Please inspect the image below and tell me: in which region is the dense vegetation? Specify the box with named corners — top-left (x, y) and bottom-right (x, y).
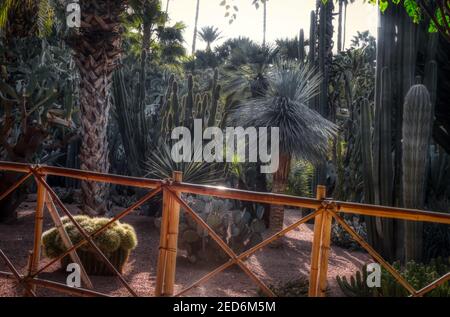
top-left (0, 0), bottom-right (449, 295)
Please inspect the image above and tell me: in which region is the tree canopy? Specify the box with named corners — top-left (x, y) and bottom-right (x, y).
top-left (220, 0), bottom-right (450, 42)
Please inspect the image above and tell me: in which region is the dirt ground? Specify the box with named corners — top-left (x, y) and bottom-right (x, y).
top-left (0, 199), bottom-right (370, 297)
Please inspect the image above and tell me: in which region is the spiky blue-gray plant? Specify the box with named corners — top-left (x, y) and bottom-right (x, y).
top-left (232, 60), bottom-right (337, 161)
top-left (231, 60), bottom-right (337, 232)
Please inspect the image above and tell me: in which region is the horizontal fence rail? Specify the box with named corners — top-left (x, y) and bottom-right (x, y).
top-left (0, 161), bottom-right (449, 297)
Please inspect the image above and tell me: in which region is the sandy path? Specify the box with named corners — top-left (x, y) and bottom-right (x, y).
top-left (0, 201), bottom-right (370, 297)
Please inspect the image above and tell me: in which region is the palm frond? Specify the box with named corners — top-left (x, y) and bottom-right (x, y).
top-left (37, 0), bottom-right (54, 38)
top-left (0, 0), bottom-right (17, 30)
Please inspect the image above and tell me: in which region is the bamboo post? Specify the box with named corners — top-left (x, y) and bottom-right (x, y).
top-left (155, 171), bottom-right (182, 296)
top-left (308, 185), bottom-right (326, 297)
top-left (317, 204), bottom-right (333, 297)
top-left (44, 192), bottom-right (93, 289)
top-left (155, 187), bottom-right (170, 296)
top-left (163, 171), bottom-right (182, 295)
top-left (28, 173), bottom-right (46, 293)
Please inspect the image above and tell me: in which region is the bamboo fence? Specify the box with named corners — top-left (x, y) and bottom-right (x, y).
top-left (0, 161), bottom-right (449, 297)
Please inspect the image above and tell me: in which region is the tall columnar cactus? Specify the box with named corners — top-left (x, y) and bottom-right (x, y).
top-left (372, 66), bottom-right (395, 260)
top-left (424, 60), bottom-right (437, 114)
top-left (308, 10), bottom-right (316, 67)
top-left (160, 70), bottom-right (223, 139)
top-left (298, 28), bottom-right (305, 63)
top-left (402, 84), bottom-right (433, 262)
top-left (313, 0), bottom-right (334, 191)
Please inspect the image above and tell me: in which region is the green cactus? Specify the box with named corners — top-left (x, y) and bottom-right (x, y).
top-left (402, 84), bottom-right (433, 262)
top-left (160, 70), bottom-right (224, 139)
top-left (308, 11), bottom-right (316, 67)
top-left (41, 216), bottom-right (138, 275)
top-left (336, 265), bottom-right (379, 297)
top-left (298, 28), bottom-right (305, 63)
top-left (337, 258), bottom-right (450, 297)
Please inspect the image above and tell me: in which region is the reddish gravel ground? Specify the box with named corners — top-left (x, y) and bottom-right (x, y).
top-left (0, 198), bottom-right (370, 297)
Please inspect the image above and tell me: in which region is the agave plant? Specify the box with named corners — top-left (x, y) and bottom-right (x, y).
top-left (231, 60), bottom-right (337, 233)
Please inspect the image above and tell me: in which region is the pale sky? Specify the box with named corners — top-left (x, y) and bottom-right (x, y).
top-left (166, 0), bottom-right (379, 52)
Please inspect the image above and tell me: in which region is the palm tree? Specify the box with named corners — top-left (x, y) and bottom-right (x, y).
top-left (69, 0), bottom-right (126, 215)
top-left (0, 0), bottom-right (54, 39)
top-left (231, 60), bottom-right (337, 234)
top-left (198, 26), bottom-right (222, 51)
top-left (192, 0), bottom-right (200, 54)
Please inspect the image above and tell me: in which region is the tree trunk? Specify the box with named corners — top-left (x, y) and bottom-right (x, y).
top-left (269, 153), bottom-right (291, 232)
top-left (70, 0), bottom-right (125, 215)
top-left (337, 0), bottom-right (343, 52)
top-left (192, 0), bottom-right (201, 54)
top-left (262, 0), bottom-right (267, 47)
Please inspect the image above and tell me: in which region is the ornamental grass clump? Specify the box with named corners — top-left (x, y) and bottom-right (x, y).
top-left (42, 215), bottom-right (138, 275)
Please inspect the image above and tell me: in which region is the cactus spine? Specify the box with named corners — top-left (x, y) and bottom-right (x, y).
top-left (402, 84), bottom-right (433, 262)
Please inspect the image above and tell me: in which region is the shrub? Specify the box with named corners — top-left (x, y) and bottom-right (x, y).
top-left (336, 257), bottom-right (450, 297)
top-left (42, 216), bottom-right (138, 275)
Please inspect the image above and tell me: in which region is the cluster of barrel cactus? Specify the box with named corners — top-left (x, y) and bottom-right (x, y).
top-left (176, 196), bottom-right (266, 263)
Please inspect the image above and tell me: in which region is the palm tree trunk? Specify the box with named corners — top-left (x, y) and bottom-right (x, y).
top-left (269, 153), bottom-right (291, 232)
top-left (71, 0), bottom-right (125, 215)
top-left (192, 0), bottom-right (200, 54)
top-left (337, 0), bottom-right (343, 52)
top-left (262, 0), bottom-right (267, 47)
top-left (343, 0), bottom-right (348, 49)
top-left (165, 0), bottom-right (170, 14)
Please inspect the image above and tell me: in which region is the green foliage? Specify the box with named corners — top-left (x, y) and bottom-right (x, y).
top-left (231, 60), bottom-right (337, 162)
top-left (41, 216), bottom-right (138, 258)
top-left (337, 258), bottom-right (450, 297)
top-left (144, 143), bottom-right (225, 184)
top-left (0, 0), bottom-right (56, 38)
top-left (336, 265), bottom-right (379, 297)
top-left (286, 160), bottom-right (314, 197)
top-left (143, 70), bottom-right (227, 184)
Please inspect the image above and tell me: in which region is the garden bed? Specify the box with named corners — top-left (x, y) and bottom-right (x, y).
top-left (0, 197), bottom-right (370, 297)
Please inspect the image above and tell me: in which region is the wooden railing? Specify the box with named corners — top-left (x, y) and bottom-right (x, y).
top-left (0, 160), bottom-right (449, 297)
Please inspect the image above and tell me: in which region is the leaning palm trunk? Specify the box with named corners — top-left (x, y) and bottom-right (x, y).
top-left (269, 153), bottom-right (291, 232)
top-left (70, 0), bottom-right (125, 215)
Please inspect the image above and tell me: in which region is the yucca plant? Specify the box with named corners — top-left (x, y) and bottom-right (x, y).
top-left (231, 60), bottom-right (337, 234)
top-left (144, 143), bottom-right (226, 185)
